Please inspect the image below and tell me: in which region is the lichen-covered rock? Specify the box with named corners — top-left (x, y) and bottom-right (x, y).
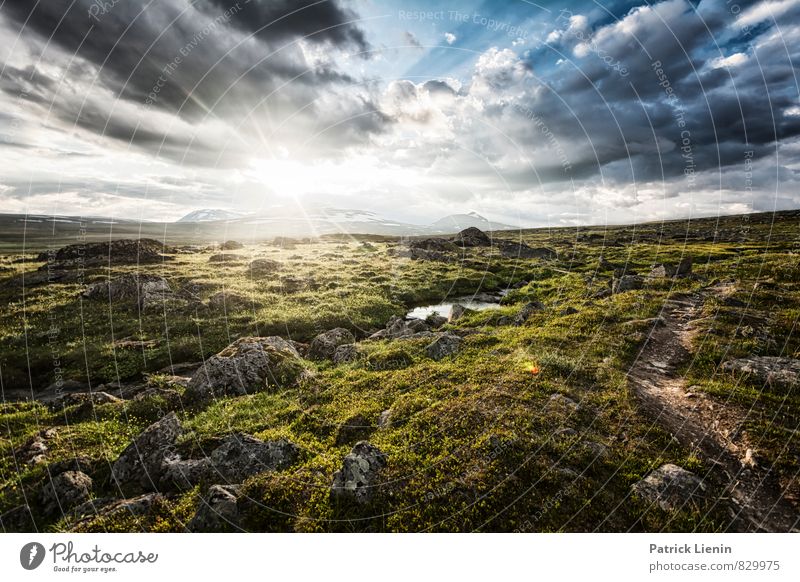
top-left (499, 242), bottom-right (557, 260)
top-left (331, 442), bottom-right (387, 505)
top-left (332, 344), bottom-right (362, 365)
top-left (308, 328), bottom-right (356, 361)
top-left (449, 304), bottom-right (467, 322)
top-left (721, 357), bottom-right (800, 388)
top-left (40, 471), bottom-right (92, 516)
top-left (425, 314), bottom-right (448, 329)
top-left (37, 238), bottom-right (171, 269)
top-left (68, 494), bottom-right (165, 531)
top-left (369, 316), bottom-right (429, 340)
top-left (612, 274), bottom-right (643, 294)
top-left (632, 464), bottom-right (706, 511)
top-left (452, 227), bottom-right (491, 247)
top-left (48, 391), bottom-right (121, 412)
top-left (188, 485), bottom-right (241, 532)
top-left (220, 241), bottom-right (244, 250)
top-left (425, 332), bottom-right (462, 361)
top-left (111, 412), bottom-right (182, 494)
top-left (83, 274), bottom-right (180, 311)
top-left (248, 258), bottom-right (282, 276)
top-left (208, 434), bottom-right (299, 482)
top-left (208, 253), bottom-right (246, 263)
top-left (186, 337), bottom-right (309, 402)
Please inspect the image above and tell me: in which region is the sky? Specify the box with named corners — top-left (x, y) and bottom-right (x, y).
top-left (0, 0), bottom-right (798, 227)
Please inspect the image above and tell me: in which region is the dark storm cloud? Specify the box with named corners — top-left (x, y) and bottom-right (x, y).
top-left (199, 0), bottom-right (367, 50)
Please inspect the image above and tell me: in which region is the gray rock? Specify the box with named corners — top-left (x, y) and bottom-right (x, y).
top-left (208, 434), bottom-right (298, 482)
top-left (676, 256), bottom-right (692, 276)
top-left (49, 391), bottom-right (121, 411)
top-left (188, 485), bottom-right (241, 532)
top-left (159, 457), bottom-right (213, 491)
top-left (452, 227), bottom-right (491, 247)
top-left (38, 238), bottom-right (171, 269)
top-left (331, 442), bottom-right (387, 505)
top-left (648, 263), bottom-right (676, 278)
top-left (612, 274), bottom-right (644, 293)
top-left (186, 337), bottom-right (309, 402)
top-left (14, 431), bottom-right (53, 466)
top-left (68, 494), bottom-right (165, 530)
top-left (499, 242), bottom-right (557, 260)
top-left (332, 344), bottom-right (362, 365)
top-left (83, 274), bottom-right (179, 311)
top-left (308, 328), bottom-right (356, 361)
top-left (248, 258), bottom-right (282, 276)
top-left (632, 463), bottom-right (706, 511)
top-left (220, 241), bottom-right (244, 250)
top-left (449, 304), bottom-right (467, 322)
top-left (208, 291), bottom-right (251, 310)
top-left (40, 471), bottom-right (92, 516)
top-left (378, 409), bottom-right (392, 429)
top-left (514, 301), bottom-right (545, 325)
top-left (369, 316), bottom-right (429, 340)
top-left (425, 314), bottom-right (448, 329)
top-left (111, 412), bottom-right (182, 494)
top-left (721, 357), bottom-right (800, 388)
top-left (425, 332), bottom-right (462, 361)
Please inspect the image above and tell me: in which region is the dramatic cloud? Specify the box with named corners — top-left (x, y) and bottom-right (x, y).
top-left (0, 0), bottom-right (797, 224)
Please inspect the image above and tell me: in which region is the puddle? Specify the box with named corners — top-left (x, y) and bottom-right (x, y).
top-left (407, 298), bottom-right (502, 320)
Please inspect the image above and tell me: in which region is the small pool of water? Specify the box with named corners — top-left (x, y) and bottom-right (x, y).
top-left (407, 299), bottom-right (501, 320)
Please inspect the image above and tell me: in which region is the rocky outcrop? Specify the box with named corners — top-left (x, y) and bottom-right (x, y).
top-left (449, 304), bottom-right (468, 322)
top-left (425, 332), bottom-right (462, 361)
top-left (48, 391), bottom-right (121, 412)
top-left (632, 464), bottom-right (706, 511)
top-left (186, 337), bottom-right (310, 402)
top-left (188, 485), bottom-right (241, 532)
top-left (40, 471), bottom-right (92, 516)
top-left (612, 274), bottom-right (643, 294)
top-left (14, 429), bottom-right (57, 466)
top-left (207, 435), bottom-right (298, 482)
top-left (331, 442), bottom-right (387, 505)
top-left (208, 253), bottom-right (247, 263)
top-left (721, 357), bottom-right (800, 388)
top-left (452, 227), bottom-right (491, 247)
top-left (111, 412), bottom-right (182, 494)
top-left (37, 238), bottom-right (172, 269)
top-left (332, 344), bottom-right (362, 364)
top-left (248, 258), bottom-right (282, 276)
top-left (498, 242), bottom-right (557, 260)
top-left (308, 328), bottom-right (356, 361)
top-left (648, 257), bottom-right (692, 279)
top-left (220, 241), bottom-right (244, 250)
top-left (369, 316), bottom-right (430, 340)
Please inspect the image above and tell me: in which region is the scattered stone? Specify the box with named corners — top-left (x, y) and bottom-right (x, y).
top-left (187, 337), bottom-right (310, 402)
top-left (452, 227), bottom-right (491, 247)
top-left (40, 471), bottom-right (92, 516)
top-left (331, 442), bottom-right (387, 505)
top-left (188, 485), bottom-right (241, 532)
top-left (208, 291), bottom-right (251, 310)
top-left (369, 316), bottom-right (431, 340)
top-left (111, 412), bottom-right (182, 494)
top-left (208, 434), bottom-right (298, 482)
top-left (49, 391), bottom-right (121, 412)
top-left (248, 258), bottom-right (282, 276)
top-left (335, 414), bottom-right (375, 446)
top-left (82, 274), bottom-right (181, 311)
top-left (308, 328), bottom-right (356, 361)
top-left (560, 306), bottom-right (579, 316)
top-left (514, 301), bottom-right (545, 325)
top-left (14, 429), bottom-right (57, 465)
top-left (449, 304), bottom-right (467, 322)
top-left (598, 256), bottom-right (616, 270)
top-left (37, 238), bottom-right (172, 269)
top-left (220, 241), bottom-right (244, 250)
top-left (425, 314), bottom-right (448, 329)
top-left (425, 332), bottom-right (462, 361)
top-left (332, 344), bottom-right (362, 365)
top-left (554, 427), bottom-right (578, 438)
top-left (632, 463), bottom-right (706, 511)
top-left (648, 263), bottom-right (675, 278)
top-left (69, 494), bottom-right (165, 530)
top-left (612, 274), bottom-right (644, 294)
top-left (721, 357), bottom-right (800, 388)
top-left (498, 242), bottom-right (557, 260)
top-left (676, 256), bottom-right (692, 276)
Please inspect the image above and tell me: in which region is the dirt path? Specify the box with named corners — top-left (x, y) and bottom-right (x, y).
top-left (627, 283), bottom-right (799, 532)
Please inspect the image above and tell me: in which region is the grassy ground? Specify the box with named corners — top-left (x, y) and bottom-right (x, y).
top-left (0, 210), bottom-right (798, 531)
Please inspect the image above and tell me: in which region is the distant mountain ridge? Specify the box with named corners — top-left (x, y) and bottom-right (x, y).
top-left (177, 209), bottom-right (245, 222)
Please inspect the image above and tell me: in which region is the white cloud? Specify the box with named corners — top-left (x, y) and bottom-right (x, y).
top-left (444, 32), bottom-right (456, 45)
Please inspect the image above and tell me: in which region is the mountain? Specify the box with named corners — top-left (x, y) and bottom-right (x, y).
top-left (430, 211), bottom-right (519, 232)
top-left (178, 209), bottom-right (244, 222)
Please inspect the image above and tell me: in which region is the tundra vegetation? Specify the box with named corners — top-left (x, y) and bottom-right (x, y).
top-left (0, 210), bottom-right (798, 532)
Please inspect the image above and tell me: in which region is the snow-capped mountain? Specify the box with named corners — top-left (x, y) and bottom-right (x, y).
top-left (430, 211), bottom-right (518, 232)
top-left (177, 209), bottom-right (244, 222)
